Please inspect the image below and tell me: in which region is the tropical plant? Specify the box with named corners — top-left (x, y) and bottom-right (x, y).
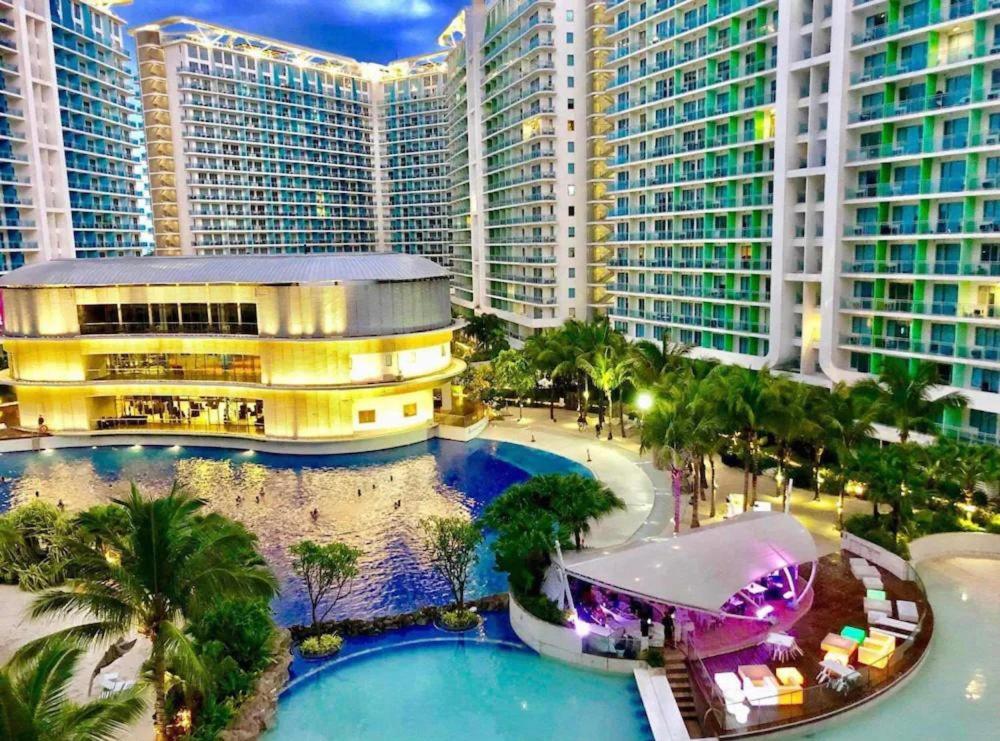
top-left (629, 339), bottom-right (691, 387)
top-left (0, 641), bottom-right (146, 741)
top-left (492, 349), bottom-right (537, 419)
top-left (0, 501), bottom-right (74, 590)
top-left (762, 376), bottom-right (814, 509)
top-left (480, 473), bottom-right (623, 596)
top-left (707, 364), bottom-right (773, 509)
top-left (299, 634), bottom-right (343, 659)
top-left (461, 313), bottom-right (509, 359)
top-left (642, 375), bottom-right (697, 534)
top-left (290, 540), bottom-right (362, 627)
top-left (420, 516), bottom-right (483, 611)
top-left (579, 344), bottom-right (635, 438)
top-left (855, 360), bottom-right (967, 443)
top-left (20, 484), bottom-right (277, 741)
top-left (523, 331), bottom-right (577, 421)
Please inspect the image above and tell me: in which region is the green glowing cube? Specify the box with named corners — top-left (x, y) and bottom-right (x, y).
top-left (840, 626), bottom-right (866, 644)
top-left (867, 589), bottom-right (886, 600)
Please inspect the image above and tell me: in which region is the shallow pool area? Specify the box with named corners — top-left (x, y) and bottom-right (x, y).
top-left (0, 438), bottom-right (588, 625)
top-left (270, 636), bottom-right (652, 741)
top-left (804, 557), bottom-right (1000, 740)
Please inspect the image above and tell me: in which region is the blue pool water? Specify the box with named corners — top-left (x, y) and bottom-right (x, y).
top-left (0, 439), bottom-right (588, 625)
top-left (270, 636), bottom-right (652, 741)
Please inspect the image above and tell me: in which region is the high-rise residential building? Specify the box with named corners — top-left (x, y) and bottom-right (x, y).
top-left (587, 0), bottom-right (1000, 441)
top-left (0, 0), bottom-right (142, 272)
top-left (127, 81), bottom-right (154, 254)
top-left (134, 18), bottom-right (379, 257)
top-left (379, 55), bottom-right (452, 267)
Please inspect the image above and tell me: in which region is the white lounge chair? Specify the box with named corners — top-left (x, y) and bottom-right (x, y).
top-left (896, 600), bottom-right (919, 622)
top-left (864, 597), bottom-right (892, 614)
top-left (862, 575), bottom-right (884, 590)
top-left (876, 616), bottom-right (918, 638)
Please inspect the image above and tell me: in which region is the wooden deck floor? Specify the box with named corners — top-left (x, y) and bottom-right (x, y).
top-left (690, 549), bottom-right (933, 737)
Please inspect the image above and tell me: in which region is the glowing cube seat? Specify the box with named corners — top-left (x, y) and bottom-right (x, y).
top-left (775, 667), bottom-right (804, 705)
top-left (840, 625), bottom-right (866, 644)
top-left (858, 630), bottom-right (895, 669)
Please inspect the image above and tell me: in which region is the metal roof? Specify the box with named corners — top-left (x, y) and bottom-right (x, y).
top-left (0, 254), bottom-right (450, 288)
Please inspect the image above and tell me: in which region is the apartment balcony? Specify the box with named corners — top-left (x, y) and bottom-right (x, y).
top-left (607, 257), bottom-right (772, 271)
top-left (608, 60), bottom-right (776, 114)
top-left (486, 291), bottom-right (558, 306)
top-left (851, 42), bottom-right (1000, 86)
top-left (845, 177), bottom-right (997, 200)
top-left (607, 282), bottom-right (770, 303)
top-left (840, 333), bottom-right (1000, 363)
top-left (487, 272), bottom-right (557, 286)
top-left (845, 220), bottom-right (999, 238)
top-left (610, 0), bottom-right (770, 40)
top-left (840, 297), bottom-right (1000, 320)
top-left (846, 132), bottom-right (1000, 162)
top-left (487, 253), bottom-right (557, 265)
top-left (607, 90), bottom-right (776, 141)
top-left (606, 195), bottom-right (773, 218)
top-left (850, 87), bottom-right (998, 125)
top-left (607, 306), bottom-right (768, 335)
top-left (851, 0), bottom-right (997, 46)
top-left (841, 260), bottom-right (1000, 277)
top-left (608, 226), bottom-right (773, 243)
top-left (605, 130), bottom-right (764, 166)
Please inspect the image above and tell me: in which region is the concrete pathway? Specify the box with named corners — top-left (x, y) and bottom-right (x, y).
top-left (483, 405), bottom-right (872, 554)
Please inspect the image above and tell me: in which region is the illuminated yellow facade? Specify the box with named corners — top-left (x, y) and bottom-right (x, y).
top-left (0, 254), bottom-right (465, 444)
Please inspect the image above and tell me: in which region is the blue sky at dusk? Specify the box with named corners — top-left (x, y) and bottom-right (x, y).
top-left (119, 0), bottom-right (468, 62)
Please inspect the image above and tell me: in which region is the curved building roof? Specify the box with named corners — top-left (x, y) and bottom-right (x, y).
top-left (0, 254), bottom-right (449, 288)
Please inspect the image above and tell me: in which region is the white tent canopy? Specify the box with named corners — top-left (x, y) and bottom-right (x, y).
top-left (560, 512), bottom-right (818, 614)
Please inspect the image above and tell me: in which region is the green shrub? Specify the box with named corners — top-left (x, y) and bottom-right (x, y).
top-left (300, 633), bottom-right (343, 658)
top-left (0, 501), bottom-right (73, 588)
top-left (189, 598), bottom-right (274, 674)
top-left (440, 609), bottom-right (479, 631)
top-left (844, 514), bottom-right (909, 558)
top-left (516, 592), bottom-right (568, 626)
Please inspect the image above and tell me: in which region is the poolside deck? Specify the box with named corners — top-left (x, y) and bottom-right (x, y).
top-left (689, 549), bottom-right (934, 738)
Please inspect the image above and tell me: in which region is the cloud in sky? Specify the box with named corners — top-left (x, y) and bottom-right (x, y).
top-left (118, 0), bottom-right (466, 62)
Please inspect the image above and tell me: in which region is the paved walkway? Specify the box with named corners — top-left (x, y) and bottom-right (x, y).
top-left (484, 405), bottom-right (872, 554)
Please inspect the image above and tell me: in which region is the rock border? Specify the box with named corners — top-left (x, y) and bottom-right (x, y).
top-left (218, 630), bottom-right (292, 741)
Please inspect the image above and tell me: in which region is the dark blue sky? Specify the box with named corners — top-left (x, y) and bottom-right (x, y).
top-left (119, 0), bottom-right (467, 63)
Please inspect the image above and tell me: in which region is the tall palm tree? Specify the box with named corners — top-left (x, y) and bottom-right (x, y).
top-left (0, 641), bottom-right (146, 741)
top-left (629, 339), bottom-right (691, 387)
top-left (686, 378), bottom-right (724, 528)
top-left (762, 376), bottom-right (812, 508)
top-left (856, 360), bottom-right (968, 443)
top-left (708, 364), bottom-right (772, 510)
top-left (642, 377), bottom-right (697, 534)
top-left (579, 344), bottom-right (635, 439)
top-left (825, 382), bottom-right (876, 503)
top-left (21, 485), bottom-right (277, 741)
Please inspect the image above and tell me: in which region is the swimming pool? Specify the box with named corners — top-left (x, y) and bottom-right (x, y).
top-left (270, 636), bottom-right (652, 741)
top-left (805, 557), bottom-right (1000, 740)
top-left (0, 438), bottom-right (588, 625)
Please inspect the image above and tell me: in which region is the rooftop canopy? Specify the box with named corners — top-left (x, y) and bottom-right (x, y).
top-left (561, 512), bottom-right (818, 614)
top-left (0, 253), bottom-right (449, 289)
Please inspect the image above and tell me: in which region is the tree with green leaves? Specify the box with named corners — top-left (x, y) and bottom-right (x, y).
top-left (20, 485), bottom-right (277, 741)
top-left (481, 473), bottom-right (624, 594)
top-left (290, 540), bottom-right (362, 627)
top-left (420, 516), bottom-right (483, 612)
top-left (492, 348), bottom-right (537, 420)
top-left (461, 313), bottom-right (509, 359)
top-left (708, 364), bottom-right (773, 509)
top-left (642, 375), bottom-right (698, 533)
top-left (763, 376), bottom-right (815, 509)
top-left (0, 641), bottom-right (146, 741)
top-left (856, 360), bottom-right (967, 443)
top-left (579, 344), bottom-right (635, 439)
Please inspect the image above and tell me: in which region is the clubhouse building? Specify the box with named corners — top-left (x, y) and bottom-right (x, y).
top-left (0, 254), bottom-right (465, 445)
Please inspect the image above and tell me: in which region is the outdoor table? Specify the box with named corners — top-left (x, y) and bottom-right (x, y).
top-left (765, 632), bottom-right (802, 661)
top-left (746, 582), bottom-right (767, 605)
top-left (817, 659), bottom-right (860, 692)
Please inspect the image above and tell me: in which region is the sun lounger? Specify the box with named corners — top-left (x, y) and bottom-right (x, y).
top-left (862, 576), bottom-right (884, 590)
top-left (864, 597), bottom-right (892, 614)
top-left (876, 616), bottom-right (918, 637)
top-left (896, 600), bottom-right (919, 622)
top-left (867, 609), bottom-right (889, 625)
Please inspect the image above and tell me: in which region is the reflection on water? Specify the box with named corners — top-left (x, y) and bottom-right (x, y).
top-left (0, 439), bottom-right (586, 625)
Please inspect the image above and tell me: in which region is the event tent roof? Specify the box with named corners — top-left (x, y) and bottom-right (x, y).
top-left (561, 512), bottom-right (818, 614)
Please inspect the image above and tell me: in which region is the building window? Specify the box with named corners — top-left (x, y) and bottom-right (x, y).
top-left (567, 54), bottom-right (575, 66)
top-left (566, 10), bottom-right (574, 21)
top-left (566, 32), bottom-right (574, 43)
top-left (567, 120), bottom-right (575, 132)
top-left (568, 226), bottom-right (576, 237)
top-left (568, 98), bottom-right (575, 110)
top-left (569, 288), bottom-right (576, 298)
top-left (568, 163), bottom-right (575, 174)
top-left (569, 268), bottom-right (576, 278)
top-left (358, 410), bottom-right (376, 424)
top-left (568, 76), bottom-right (575, 88)
top-left (383, 353), bottom-right (393, 366)
top-left (568, 142), bottom-right (575, 153)
top-left (403, 403), bottom-right (418, 418)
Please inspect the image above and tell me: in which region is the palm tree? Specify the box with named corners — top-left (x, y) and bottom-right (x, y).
top-left (825, 382), bottom-right (876, 506)
top-left (642, 377), bottom-right (698, 534)
top-left (21, 485), bottom-right (277, 741)
top-left (856, 360), bottom-right (968, 443)
top-left (558, 317), bottom-right (622, 424)
top-left (686, 378), bottom-right (724, 528)
top-left (524, 331), bottom-right (576, 422)
top-left (762, 376), bottom-right (812, 508)
top-left (850, 443), bottom-right (922, 538)
top-left (629, 339), bottom-right (691, 387)
top-left (0, 641), bottom-right (146, 741)
top-left (579, 344), bottom-right (635, 439)
top-left (708, 365), bottom-right (772, 510)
